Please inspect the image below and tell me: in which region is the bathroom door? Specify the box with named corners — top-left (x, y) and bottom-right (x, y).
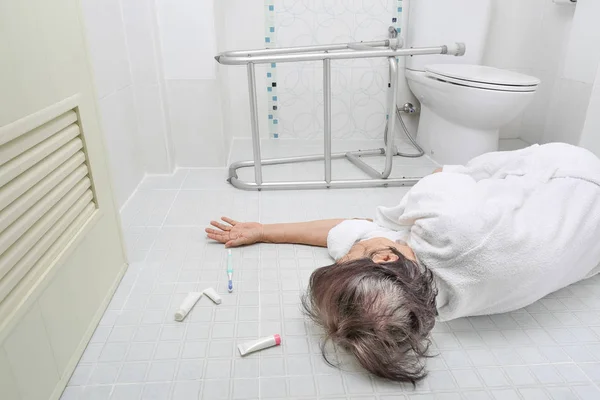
top-left (0, 0), bottom-right (128, 399)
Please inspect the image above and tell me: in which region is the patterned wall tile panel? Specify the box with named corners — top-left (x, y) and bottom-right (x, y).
top-left (267, 0), bottom-right (402, 139)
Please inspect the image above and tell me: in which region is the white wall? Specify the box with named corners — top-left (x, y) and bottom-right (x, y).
top-left (484, 0), bottom-right (600, 149)
top-left (577, 2), bottom-right (600, 158)
top-left (483, 0), bottom-right (575, 143)
top-left (215, 0), bottom-right (268, 143)
top-left (83, 0), bottom-right (257, 173)
top-left (544, 0), bottom-right (600, 146)
top-left (580, 63), bottom-right (600, 157)
top-left (155, 0), bottom-right (229, 167)
top-left (81, 0), bottom-right (143, 208)
top-left (160, 0), bottom-right (403, 143)
top-left (81, 0), bottom-right (173, 208)
top-left (121, 0), bottom-right (173, 174)
top-left (271, 1), bottom-right (399, 140)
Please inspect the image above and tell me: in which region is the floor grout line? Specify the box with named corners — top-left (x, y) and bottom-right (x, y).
top-left (257, 191), bottom-right (263, 400)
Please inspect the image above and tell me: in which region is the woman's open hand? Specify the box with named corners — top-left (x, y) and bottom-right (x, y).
top-left (205, 217), bottom-right (264, 248)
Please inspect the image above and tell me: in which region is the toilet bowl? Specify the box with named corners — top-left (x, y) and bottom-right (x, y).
top-left (406, 64), bottom-right (540, 165)
top-left (402, 0), bottom-right (542, 165)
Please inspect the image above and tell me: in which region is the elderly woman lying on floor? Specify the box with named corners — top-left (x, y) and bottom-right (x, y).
top-left (206, 143), bottom-right (600, 383)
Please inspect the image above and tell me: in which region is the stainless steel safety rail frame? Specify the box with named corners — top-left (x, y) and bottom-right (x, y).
top-left (215, 38), bottom-right (465, 191)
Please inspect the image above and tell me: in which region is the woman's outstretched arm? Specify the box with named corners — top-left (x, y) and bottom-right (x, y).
top-left (206, 217), bottom-right (361, 248)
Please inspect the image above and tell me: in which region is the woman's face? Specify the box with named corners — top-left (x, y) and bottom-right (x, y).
top-left (342, 237), bottom-right (406, 263)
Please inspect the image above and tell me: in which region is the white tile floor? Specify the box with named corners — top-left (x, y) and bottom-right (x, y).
top-left (63, 140), bottom-right (600, 399)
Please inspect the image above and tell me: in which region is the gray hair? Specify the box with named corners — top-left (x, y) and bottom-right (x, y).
top-left (301, 247), bottom-right (438, 383)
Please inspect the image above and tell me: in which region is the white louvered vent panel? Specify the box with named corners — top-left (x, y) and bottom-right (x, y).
top-left (0, 107), bottom-right (97, 305)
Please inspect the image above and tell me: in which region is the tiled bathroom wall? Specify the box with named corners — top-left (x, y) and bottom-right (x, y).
top-left (268, 0), bottom-right (402, 140)
top-left (215, 0), bottom-right (407, 142)
top-left (156, 0), bottom-right (231, 168)
top-left (81, 0), bottom-right (173, 207)
top-left (483, 0), bottom-right (576, 143)
top-left (81, 0), bottom-right (146, 208)
top-left (544, 0), bottom-right (600, 153)
top-left (482, 0), bottom-right (600, 151)
top-left (81, 0), bottom-right (600, 207)
top-left (578, 59), bottom-right (600, 158)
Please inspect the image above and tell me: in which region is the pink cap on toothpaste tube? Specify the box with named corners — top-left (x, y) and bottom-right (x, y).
top-left (238, 334), bottom-right (282, 356)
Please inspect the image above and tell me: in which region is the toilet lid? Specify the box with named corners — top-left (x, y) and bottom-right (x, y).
top-left (425, 64), bottom-right (540, 92)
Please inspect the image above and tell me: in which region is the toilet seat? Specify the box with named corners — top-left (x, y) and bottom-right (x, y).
top-left (426, 72), bottom-right (538, 92)
top-left (404, 67), bottom-right (539, 165)
top-left (425, 64), bottom-right (540, 92)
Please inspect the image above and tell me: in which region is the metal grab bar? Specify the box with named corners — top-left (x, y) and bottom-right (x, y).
top-left (218, 40), bottom-right (390, 58)
top-left (216, 42), bottom-right (464, 65)
top-left (215, 36), bottom-right (466, 191)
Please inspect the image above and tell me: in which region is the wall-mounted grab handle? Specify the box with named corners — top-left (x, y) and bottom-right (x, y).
top-left (215, 41), bottom-right (466, 65)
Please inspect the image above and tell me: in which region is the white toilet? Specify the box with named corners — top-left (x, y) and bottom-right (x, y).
top-left (404, 0), bottom-right (540, 165)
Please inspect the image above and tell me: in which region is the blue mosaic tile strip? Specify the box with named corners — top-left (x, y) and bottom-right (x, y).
top-left (394, 0), bottom-right (403, 35)
top-left (265, 1), bottom-right (279, 139)
top-left (388, 1), bottom-right (403, 121)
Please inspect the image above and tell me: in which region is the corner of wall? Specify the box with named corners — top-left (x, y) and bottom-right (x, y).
top-left (214, 0), bottom-right (233, 159)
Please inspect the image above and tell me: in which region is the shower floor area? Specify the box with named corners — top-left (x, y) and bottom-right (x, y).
top-left (62, 139), bottom-right (600, 400)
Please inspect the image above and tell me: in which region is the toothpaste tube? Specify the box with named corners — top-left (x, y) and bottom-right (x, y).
top-left (203, 287), bottom-right (222, 305)
top-left (238, 334), bottom-right (281, 356)
top-left (174, 292), bottom-right (202, 321)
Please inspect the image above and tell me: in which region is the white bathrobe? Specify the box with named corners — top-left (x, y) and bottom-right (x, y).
top-left (327, 143), bottom-right (600, 321)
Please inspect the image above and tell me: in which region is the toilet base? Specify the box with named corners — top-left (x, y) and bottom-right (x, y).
top-left (417, 106), bottom-right (500, 165)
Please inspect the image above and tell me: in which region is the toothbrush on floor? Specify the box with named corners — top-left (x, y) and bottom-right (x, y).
top-left (227, 249), bottom-right (233, 292)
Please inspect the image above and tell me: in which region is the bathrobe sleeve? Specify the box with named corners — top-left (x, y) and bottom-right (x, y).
top-left (326, 220), bottom-right (410, 261)
top-left (375, 146), bottom-right (540, 234)
top-left (374, 172), bottom-right (503, 317)
top-left (375, 172), bottom-right (485, 262)
top-left (326, 220), bottom-right (385, 261)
